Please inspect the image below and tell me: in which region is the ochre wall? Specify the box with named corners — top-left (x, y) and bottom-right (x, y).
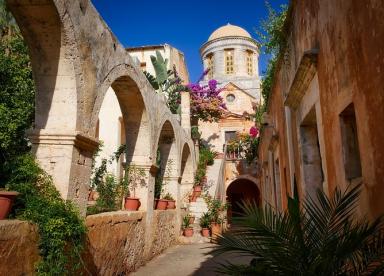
top-left (258, 0), bottom-right (384, 218)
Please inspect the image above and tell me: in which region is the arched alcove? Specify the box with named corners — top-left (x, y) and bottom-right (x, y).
top-left (155, 120), bottom-right (179, 203)
top-left (226, 178), bottom-right (260, 223)
top-left (180, 143), bottom-right (194, 204)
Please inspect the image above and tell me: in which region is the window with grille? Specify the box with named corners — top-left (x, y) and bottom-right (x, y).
top-left (247, 51), bottom-right (253, 75)
top-left (225, 50), bottom-right (234, 74)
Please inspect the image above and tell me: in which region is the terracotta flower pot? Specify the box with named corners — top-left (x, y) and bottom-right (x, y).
top-left (189, 195), bottom-right (197, 202)
top-left (0, 191), bottom-right (19, 220)
top-left (201, 228), bottom-right (210, 237)
top-left (156, 199), bottom-right (168, 210)
top-left (210, 222), bottom-right (222, 237)
top-left (167, 200), bottom-right (176, 209)
top-left (193, 185), bottom-right (202, 197)
top-left (188, 216), bottom-right (195, 225)
top-left (124, 197), bottom-right (141, 211)
top-left (183, 227), bottom-right (194, 237)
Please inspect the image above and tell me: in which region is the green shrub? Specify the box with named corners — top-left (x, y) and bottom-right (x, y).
top-left (200, 212), bottom-right (211, 228)
top-left (6, 154), bottom-right (87, 275)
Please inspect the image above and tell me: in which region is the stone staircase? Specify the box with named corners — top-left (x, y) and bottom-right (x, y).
top-left (178, 157), bottom-right (225, 244)
top-left (179, 197), bottom-right (210, 244)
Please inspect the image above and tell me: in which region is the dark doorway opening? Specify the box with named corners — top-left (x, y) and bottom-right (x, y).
top-left (226, 178), bottom-right (260, 224)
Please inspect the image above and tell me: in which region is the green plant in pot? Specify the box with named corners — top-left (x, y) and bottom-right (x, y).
top-left (182, 215), bottom-right (193, 237)
top-left (200, 212), bottom-right (211, 237)
top-left (163, 192), bottom-right (176, 209)
top-left (119, 164), bottom-right (146, 211)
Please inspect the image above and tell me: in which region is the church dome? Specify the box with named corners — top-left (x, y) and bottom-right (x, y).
top-left (208, 23), bottom-right (252, 41)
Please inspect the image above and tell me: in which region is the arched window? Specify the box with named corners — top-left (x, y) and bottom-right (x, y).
top-left (247, 51), bottom-right (253, 75)
top-left (206, 54), bottom-right (214, 79)
top-left (225, 49), bottom-right (234, 74)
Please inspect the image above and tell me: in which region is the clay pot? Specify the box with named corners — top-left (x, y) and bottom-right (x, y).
top-left (0, 191), bottom-right (19, 220)
top-left (188, 216), bottom-right (195, 225)
top-left (210, 222), bottom-right (222, 237)
top-left (183, 227), bottom-right (194, 237)
top-left (124, 197), bottom-right (141, 211)
top-left (189, 195), bottom-right (197, 202)
top-left (166, 200), bottom-right (176, 209)
top-left (155, 199), bottom-right (168, 210)
top-left (201, 228), bottom-right (210, 237)
top-left (193, 185), bottom-right (202, 197)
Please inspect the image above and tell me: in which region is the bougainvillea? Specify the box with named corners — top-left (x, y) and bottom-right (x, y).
top-left (226, 127), bottom-right (260, 164)
top-left (187, 70), bottom-right (227, 123)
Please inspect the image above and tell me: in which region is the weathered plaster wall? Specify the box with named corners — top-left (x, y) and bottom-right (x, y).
top-left (258, 0), bottom-right (384, 218)
top-left (0, 210), bottom-right (179, 275)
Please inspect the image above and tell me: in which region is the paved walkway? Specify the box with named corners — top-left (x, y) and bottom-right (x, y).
top-left (131, 244), bottom-right (251, 276)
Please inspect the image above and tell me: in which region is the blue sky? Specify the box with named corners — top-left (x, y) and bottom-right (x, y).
top-left (91, 0), bottom-right (287, 82)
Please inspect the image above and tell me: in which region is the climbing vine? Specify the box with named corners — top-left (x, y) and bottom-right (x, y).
top-left (255, 2), bottom-right (289, 124)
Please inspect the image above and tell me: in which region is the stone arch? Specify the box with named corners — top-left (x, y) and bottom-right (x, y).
top-left (155, 120), bottom-right (179, 203)
top-left (92, 65), bottom-right (155, 210)
top-left (6, 0), bottom-right (96, 211)
top-left (8, 0), bottom-right (82, 131)
top-left (179, 143), bottom-right (194, 203)
top-left (226, 176), bottom-right (261, 223)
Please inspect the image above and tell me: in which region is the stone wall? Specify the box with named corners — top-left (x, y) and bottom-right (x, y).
top-left (0, 210), bottom-right (178, 275)
top-left (258, 0), bottom-right (384, 218)
top-left (0, 220), bottom-right (40, 275)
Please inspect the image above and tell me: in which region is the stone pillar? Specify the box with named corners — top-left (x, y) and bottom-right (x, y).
top-left (28, 129), bottom-right (99, 215)
top-left (180, 92), bottom-right (191, 137)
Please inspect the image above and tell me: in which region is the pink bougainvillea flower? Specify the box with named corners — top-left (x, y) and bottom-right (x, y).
top-left (250, 126), bottom-right (259, 138)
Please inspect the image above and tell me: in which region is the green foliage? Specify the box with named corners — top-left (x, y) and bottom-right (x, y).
top-left (182, 215), bottom-right (191, 229)
top-left (194, 145), bottom-right (217, 185)
top-left (6, 154), bottom-right (86, 275)
top-left (163, 192), bottom-right (174, 201)
top-left (205, 196), bottom-right (228, 224)
top-left (119, 164), bottom-right (146, 198)
top-left (144, 50), bottom-right (186, 114)
top-left (89, 144), bottom-right (128, 213)
top-left (191, 125), bottom-right (201, 140)
top-left (256, 3), bottom-right (288, 110)
top-left (200, 212), bottom-right (211, 228)
top-left (212, 184), bottom-right (384, 275)
top-left (0, 28), bottom-right (35, 186)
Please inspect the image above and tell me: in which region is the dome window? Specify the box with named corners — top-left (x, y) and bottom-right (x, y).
top-left (226, 94), bottom-right (236, 103)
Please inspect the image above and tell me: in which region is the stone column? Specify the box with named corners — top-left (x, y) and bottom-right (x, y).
top-left (180, 92), bottom-right (191, 137)
top-left (28, 129), bottom-right (99, 215)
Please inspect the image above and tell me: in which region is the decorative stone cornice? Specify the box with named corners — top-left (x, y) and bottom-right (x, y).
top-left (27, 129), bottom-right (99, 152)
top-left (284, 49), bottom-right (319, 109)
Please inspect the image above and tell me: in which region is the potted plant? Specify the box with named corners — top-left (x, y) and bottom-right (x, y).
top-left (163, 192), bottom-right (176, 209)
top-left (155, 197), bottom-right (168, 210)
top-left (200, 212), bottom-right (211, 237)
top-left (182, 215), bottom-right (193, 237)
top-left (120, 165), bottom-right (146, 211)
top-left (205, 197), bottom-right (228, 237)
top-left (0, 190), bottom-right (19, 220)
top-left (186, 213), bottom-right (195, 224)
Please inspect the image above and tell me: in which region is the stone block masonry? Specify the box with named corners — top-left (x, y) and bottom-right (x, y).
top-left (0, 210), bottom-right (179, 275)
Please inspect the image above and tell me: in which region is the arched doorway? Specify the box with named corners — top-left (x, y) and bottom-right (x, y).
top-left (226, 178), bottom-right (260, 223)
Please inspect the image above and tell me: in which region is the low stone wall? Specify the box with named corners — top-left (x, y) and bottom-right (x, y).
top-left (0, 220), bottom-right (40, 275)
top-left (0, 210), bottom-right (178, 275)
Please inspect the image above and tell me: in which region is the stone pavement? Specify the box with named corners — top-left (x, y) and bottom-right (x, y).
top-left (131, 243), bottom-right (251, 276)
